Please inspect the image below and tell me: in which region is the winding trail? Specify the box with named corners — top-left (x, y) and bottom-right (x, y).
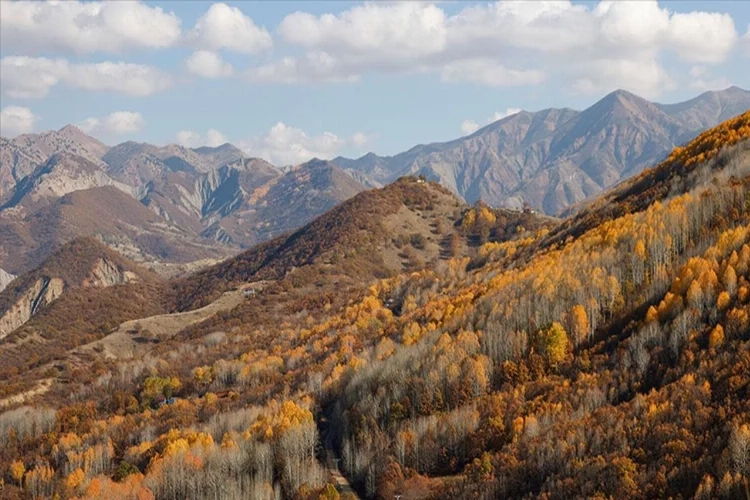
top-left (325, 449), bottom-right (360, 498)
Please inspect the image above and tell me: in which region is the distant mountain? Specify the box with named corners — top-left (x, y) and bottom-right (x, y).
top-left (0, 126), bottom-right (107, 204)
top-left (0, 152), bottom-right (132, 213)
top-left (335, 86), bottom-right (750, 214)
top-left (242, 158), bottom-right (368, 243)
top-left (0, 185), bottom-right (231, 275)
top-left (0, 128), bottom-right (367, 275)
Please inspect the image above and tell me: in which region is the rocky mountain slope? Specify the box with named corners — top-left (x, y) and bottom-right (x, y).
top-left (0, 125), bottom-right (108, 204)
top-left (0, 130), bottom-right (366, 276)
top-left (335, 86), bottom-right (750, 214)
top-left (0, 237), bottom-right (172, 380)
top-left (0, 185), bottom-right (232, 274)
top-left (0, 237), bottom-right (161, 340)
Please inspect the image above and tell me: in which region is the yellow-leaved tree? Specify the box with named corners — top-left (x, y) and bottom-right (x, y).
top-left (537, 322), bottom-right (570, 366)
top-left (10, 460), bottom-right (25, 487)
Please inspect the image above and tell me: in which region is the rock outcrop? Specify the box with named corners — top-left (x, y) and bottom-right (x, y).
top-left (84, 258), bottom-right (139, 287)
top-left (0, 277), bottom-right (63, 339)
top-left (0, 269), bottom-right (15, 293)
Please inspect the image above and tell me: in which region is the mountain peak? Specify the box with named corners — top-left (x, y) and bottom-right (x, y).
top-left (601, 88), bottom-right (646, 104)
top-left (58, 124), bottom-right (83, 134)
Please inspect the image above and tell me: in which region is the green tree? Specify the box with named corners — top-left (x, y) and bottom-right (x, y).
top-left (537, 322), bottom-right (569, 366)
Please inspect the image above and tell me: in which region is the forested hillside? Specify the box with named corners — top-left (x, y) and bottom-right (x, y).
top-left (1, 112), bottom-right (749, 500)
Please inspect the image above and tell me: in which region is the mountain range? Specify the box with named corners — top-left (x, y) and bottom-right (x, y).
top-left (0, 128), bottom-right (366, 279)
top-left (336, 86), bottom-right (750, 214)
top-left (1, 86), bottom-right (747, 285)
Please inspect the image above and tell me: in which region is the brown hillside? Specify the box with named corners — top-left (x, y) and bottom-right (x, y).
top-left (0, 238), bottom-right (172, 384)
top-left (173, 176), bottom-right (465, 310)
top-left (0, 185), bottom-right (231, 274)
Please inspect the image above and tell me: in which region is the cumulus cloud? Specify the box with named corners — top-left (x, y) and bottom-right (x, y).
top-left (177, 129), bottom-right (229, 148)
top-left (189, 3), bottom-right (271, 54)
top-left (461, 120), bottom-right (480, 135)
top-left (280, 3), bottom-right (446, 66)
top-left (689, 77), bottom-right (732, 92)
top-left (238, 123), bottom-right (369, 166)
top-left (254, 0), bottom-right (739, 97)
top-left (687, 66), bottom-right (732, 92)
top-left (79, 112), bottom-right (145, 136)
top-left (245, 52), bottom-right (358, 84)
top-left (0, 1), bottom-right (181, 55)
top-left (666, 11), bottom-right (738, 64)
top-left (0, 57), bottom-right (172, 98)
top-left (570, 56), bottom-right (675, 99)
top-left (186, 51), bottom-right (233, 79)
top-left (0, 106), bottom-right (36, 137)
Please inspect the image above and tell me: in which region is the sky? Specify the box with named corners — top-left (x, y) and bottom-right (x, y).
top-left (0, 0), bottom-right (749, 166)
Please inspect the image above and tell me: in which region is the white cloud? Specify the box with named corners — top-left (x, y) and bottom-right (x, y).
top-left (177, 129), bottom-right (228, 148)
top-left (0, 106), bottom-right (36, 137)
top-left (189, 3), bottom-right (271, 54)
top-left (350, 132), bottom-right (373, 148)
top-left (689, 77), bottom-right (732, 92)
top-left (186, 51), bottom-right (233, 79)
top-left (245, 52), bottom-right (358, 84)
top-left (259, 0), bottom-right (739, 97)
top-left (239, 122), bottom-right (353, 166)
top-left (0, 57), bottom-right (172, 98)
top-left (743, 24), bottom-right (750, 55)
top-left (687, 67), bottom-right (732, 91)
top-left (448, 1), bottom-right (596, 54)
top-left (690, 66), bottom-right (709, 79)
top-left (0, 1), bottom-right (181, 55)
top-left (570, 56), bottom-right (675, 99)
top-left (461, 120), bottom-right (480, 135)
top-left (280, 3), bottom-right (446, 66)
top-left (79, 112), bottom-right (145, 136)
top-left (666, 11), bottom-right (737, 64)
top-left (442, 59), bottom-right (545, 87)
top-left (490, 108), bottom-right (522, 122)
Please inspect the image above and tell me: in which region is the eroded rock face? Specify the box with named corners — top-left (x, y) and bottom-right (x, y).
top-left (0, 277), bottom-right (63, 339)
top-left (0, 269), bottom-right (15, 293)
top-left (84, 258), bottom-right (138, 288)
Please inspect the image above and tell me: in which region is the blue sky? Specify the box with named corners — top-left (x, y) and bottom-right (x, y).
top-left (1, 1), bottom-right (748, 165)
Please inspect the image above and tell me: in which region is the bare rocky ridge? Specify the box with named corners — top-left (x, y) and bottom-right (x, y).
top-left (334, 86), bottom-right (750, 214)
top-left (0, 129), bottom-right (366, 276)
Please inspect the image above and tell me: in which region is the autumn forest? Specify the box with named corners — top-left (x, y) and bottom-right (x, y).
top-left (1, 112), bottom-right (750, 500)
